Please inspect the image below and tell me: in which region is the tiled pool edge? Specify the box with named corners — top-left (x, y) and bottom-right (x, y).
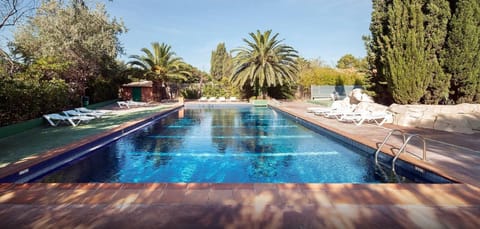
top-left (0, 104), bottom-right (184, 182)
top-left (269, 104), bottom-right (457, 184)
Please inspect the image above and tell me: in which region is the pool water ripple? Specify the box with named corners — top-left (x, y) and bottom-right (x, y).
top-left (37, 106), bottom-right (396, 183)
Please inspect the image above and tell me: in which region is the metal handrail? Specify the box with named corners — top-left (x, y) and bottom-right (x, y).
top-left (374, 129), bottom-right (406, 164)
top-left (392, 134), bottom-right (427, 172)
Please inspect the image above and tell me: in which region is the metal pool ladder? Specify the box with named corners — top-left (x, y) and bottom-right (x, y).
top-left (374, 129), bottom-right (427, 172)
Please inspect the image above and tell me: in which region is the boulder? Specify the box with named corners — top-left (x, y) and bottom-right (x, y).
top-left (465, 113), bottom-right (480, 131)
top-left (389, 104), bottom-right (426, 127)
top-left (388, 103), bottom-right (480, 134)
top-left (434, 114), bottom-right (475, 134)
top-left (456, 103), bottom-right (480, 113)
top-left (348, 88), bottom-right (374, 104)
top-left (416, 113), bottom-right (436, 129)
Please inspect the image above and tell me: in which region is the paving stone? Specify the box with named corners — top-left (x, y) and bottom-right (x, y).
top-left (184, 189), bottom-right (210, 204)
top-left (109, 190), bottom-right (140, 205)
top-left (208, 189), bottom-right (236, 205)
top-left (158, 189), bottom-right (186, 203)
top-left (134, 190), bottom-right (165, 204)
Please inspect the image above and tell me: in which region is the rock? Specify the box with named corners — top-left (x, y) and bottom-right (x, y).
top-left (348, 88), bottom-right (374, 104)
top-left (387, 103), bottom-right (480, 134)
top-left (456, 103), bottom-right (480, 113)
top-left (434, 114), bottom-right (475, 134)
top-left (388, 104), bottom-right (426, 127)
top-left (464, 113), bottom-right (480, 131)
top-left (416, 113), bottom-right (436, 129)
top-left (388, 104), bottom-right (405, 114)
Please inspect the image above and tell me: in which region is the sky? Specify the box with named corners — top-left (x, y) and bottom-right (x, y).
top-left (105, 0), bottom-right (372, 72)
top-left (104, 0), bottom-right (372, 71)
top-left (1, 0), bottom-right (372, 71)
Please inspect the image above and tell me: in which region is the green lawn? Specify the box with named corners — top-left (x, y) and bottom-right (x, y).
top-left (0, 105), bottom-right (175, 167)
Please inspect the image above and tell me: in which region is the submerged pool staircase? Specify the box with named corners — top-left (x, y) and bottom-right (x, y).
top-left (374, 129), bottom-right (427, 173)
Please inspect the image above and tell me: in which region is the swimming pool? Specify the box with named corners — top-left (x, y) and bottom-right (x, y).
top-left (37, 105), bottom-right (406, 183)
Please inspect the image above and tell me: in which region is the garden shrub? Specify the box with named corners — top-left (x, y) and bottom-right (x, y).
top-left (180, 86), bottom-right (201, 99)
top-left (0, 77), bottom-right (69, 126)
top-left (201, 77), bottom-right (241, 98)
top-left (86, 76), bottom-right (121, 103)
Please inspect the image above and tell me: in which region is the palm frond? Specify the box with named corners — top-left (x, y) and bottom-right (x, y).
top-left (230, 30), bottom-right (299, 96)
top-left (127, 41), bottom-right (192, 84)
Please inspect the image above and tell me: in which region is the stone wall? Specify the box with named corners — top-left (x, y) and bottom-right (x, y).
top-left (388, 103), bottom-right (480, 134)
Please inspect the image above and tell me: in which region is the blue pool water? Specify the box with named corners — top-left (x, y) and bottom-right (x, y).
top-left (37, 106), bottom-right (398, 183)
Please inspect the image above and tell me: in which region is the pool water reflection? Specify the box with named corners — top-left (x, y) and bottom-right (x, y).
top-left (38, 106), bottom-right (398, 183)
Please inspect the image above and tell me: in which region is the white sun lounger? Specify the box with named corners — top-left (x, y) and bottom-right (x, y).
top-left (308, 107), bottom-right (332, 113)
top-left (320, 104), bottom-right (357, 118)
top-left (217, 97), bottom-right (226, 102)
top-left (198, 97), bottom-right (208, 102)
top-left (117, 100), bottom-right (148, 109)
top-left (208, 97), bottom-right (217, 102)
top-left (117, 101), bottom-right (130, 108)
top-left (64, 109), bottom-right (103, 119)
top-left (310, 99), bottom-right (351, 115)
top-left (43, 113), bottom-right (94, 127)
top-left (128, 100), bottom-right (148, 106)
top-left (75, 107), bottom-right (111, 116)
top-left (338, 111), bottom-right (393, 126)
top-left (336, 102), bottom-right (392, 126)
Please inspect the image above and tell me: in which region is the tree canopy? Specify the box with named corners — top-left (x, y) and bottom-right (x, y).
top-left (230, 30), bottom-right (298, 98)
top-left (443, 0), bottom-right (480, 103)
top-left (12, 0), bottom-right (126, 97)
top-left (336, 54), bottom-right (360, 69)
top-left (128, 42), bottom-right (191, 99)
top-left (1, 0), bottom-right (126, 126)
top-left (366, 0), bottom-right (480, 104)
top-left (210, 42), bottom-right (232, 81)
top-left (423, 0), bottom-right (451, 104)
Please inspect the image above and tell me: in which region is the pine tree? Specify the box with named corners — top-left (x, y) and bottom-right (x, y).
top-left (210, 43), bottom-right (232, 81)
top-left (443, 0), bottom-right (480, 103)
top-left (382, 0), bottom-right (430, 104)
top-left (423, 0), bottom-right (451, 104)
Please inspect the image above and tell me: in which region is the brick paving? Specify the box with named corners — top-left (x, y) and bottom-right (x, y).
top-left (0, 101), bottom-right (479, 228)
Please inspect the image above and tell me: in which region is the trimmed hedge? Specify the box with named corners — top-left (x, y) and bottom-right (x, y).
top-left (0, 78), bottom-right (69, 127)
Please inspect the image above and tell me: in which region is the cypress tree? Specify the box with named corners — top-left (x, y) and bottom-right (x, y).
top-left (365, 0), bottom-right (393, 104)
top-left (382, 0), bottom-right (430, 104)
top-left (443, 0), bottom-right (480, 103)
top-left (210, 43), bottom-right (232, 81)
top-left (423, 0), bottom-right (451, 104)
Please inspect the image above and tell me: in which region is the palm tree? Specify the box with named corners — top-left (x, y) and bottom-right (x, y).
top-left (128, 42), bottom-right (190, 99)
top-left (230, 30), bottom-right (299, 98)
